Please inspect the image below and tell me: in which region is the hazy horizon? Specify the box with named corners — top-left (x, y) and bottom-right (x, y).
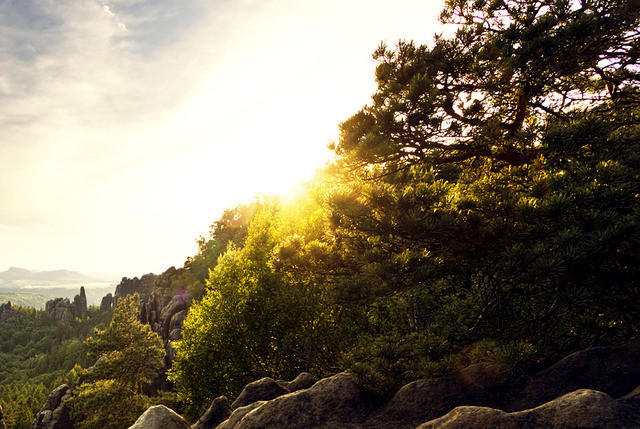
top-left (1, 0), bottom-right (444, 276)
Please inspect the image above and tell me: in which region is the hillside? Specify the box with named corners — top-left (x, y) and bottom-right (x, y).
top-left (0, 268), bottom-right (109, 286)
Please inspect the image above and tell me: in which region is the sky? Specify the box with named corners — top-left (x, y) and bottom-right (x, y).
top-left (0, 0), bottom-right (444, 278)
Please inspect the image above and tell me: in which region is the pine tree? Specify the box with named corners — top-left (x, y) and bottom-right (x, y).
top-left (68, 294), bottom-right (164, 429)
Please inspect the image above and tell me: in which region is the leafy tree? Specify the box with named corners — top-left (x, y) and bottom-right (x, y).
top-left (171, 196), bottom-right (344, 418)
top-left (68, 294), bottom-right (164, 429)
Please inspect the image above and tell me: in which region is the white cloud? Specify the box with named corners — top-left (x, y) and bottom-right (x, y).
top-left (0, 0), bottom-right (444, 274)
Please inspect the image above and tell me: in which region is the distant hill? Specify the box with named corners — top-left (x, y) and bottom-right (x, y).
top-left (0, 267), bottom-right (104, 284)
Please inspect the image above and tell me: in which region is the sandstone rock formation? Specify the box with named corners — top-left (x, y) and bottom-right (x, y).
top-left (277, 372), bottom-right (317, 392)
top-left (197, 338), bottom-right (640, 429)
top-left (191, 396), bottom-right (232, 429)
top-left (72, 287), bottom-right (87, 318)
top-left (127, 405), bottom-right (190, 429)
top-left (225, 373), bottom-right (382, 429)
top-left (364, 335), bottom-right (640, 429)
top-left (0, 301), bottom-right (22, 328)
top-left (30, 384), bottom-right (73, 429)
top-left (108, 266), bottom-right (190, 392)
top-left (417, 389), bottom-right (639, 429)
top-left (231, 378), bottom-right (289, 409)
top-left (99, 293), bottom-right (112, 312)
top-left (44, 287), bottom-right (88, 325)
top-left (44, 298), bottom-right (74, 325)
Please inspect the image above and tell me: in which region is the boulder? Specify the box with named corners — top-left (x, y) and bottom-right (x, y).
top-left (191, 396), bottom-right (232, 429)
top-left (364, 375), bottom-right (480, 429)
top-left (231, 377), bottom-right (289, 409)
top-left (226, 373), bottom-right (382, 429)
top-left (278, 372), bottom-right (318, 392)
top-left (513, 335), bottom-right (640, 410)
top-left (215, 402), bottom-right (266, 429)
top-left (127, 405), bottom-right (189, 429)
top-left (620, 385), bottom-right (640, 410)
top-left (417, 389), bottom-right (640, 429)
top-left (365, 336), bottom-right (640, 429)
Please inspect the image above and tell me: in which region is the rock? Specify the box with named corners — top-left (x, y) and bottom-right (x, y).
top-left (620, 385), bottom-right (640, 410)
top-left (215, 402), bottom-right (266, 429)
top-left (100, 293), bottom-right (113, 312)
top-left (114, 273), bottom-right (158, 305)
top-left (226, 372), bottom-right (382, 429)
top-left (0, 301), bottom-right (22, 328)
top-left (278, 372), bottom-right (318, 392)
top-left (191, 396), bottom-right (232, 429)
top-left (127, 405), bottom-right (190, 429)
top-left (31, 385), bottom-right (73, 429)
top-left (365, 336), bottom-right (640, 429)
top-left (170, 310), bottom-right (187, 332)
top-left (364, 375), bottom-right (479, 429)
top-left (417, 389), bottom-right (640, 429)
top-left (231, 377), bottom-right (289, 409)
top-left (43, 385), bottom-right (69, 412)
top-left (160, 299), bottom-right (188, 339)
top-left (169, 328), bottom-right (183, 341)
top-left (458, 361), bottom-right (508, 389)
top-left (514, 335), bottom-right (640, 410)
top-left (45, 298), bottom-right (73, 325)
top-left (72, 286), bottom-right (87, 318)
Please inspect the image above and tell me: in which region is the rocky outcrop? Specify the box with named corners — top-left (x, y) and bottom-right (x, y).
top-left (191, 396), bottom-right (232, 429)
top-left (364, 335), bottom-right (640, 429)
top-left (30, 384), bottom-right (73, 429)
top-left (113, 273), bottom-right (159, 308)
top-left (231, 378), bottom-right (289, 409)
top-left (44, 287), bottom-right (89, 324)
top-left (45, 298), bottom-right (74, 325)
top-left (0, 301), bottom-right (22, 328)
top-left (72, 287), bottom-right (87, 318)
top-left (225, 373), bottom-right (382, 429)
top-left (216, 402), bottom-right (266, 429)
top-left (277, 372), bottom-right (317, 392)
top-left (417, 389), bottom-right (640, 429)
top-left (108, 266), bottom-right (190, 391)
top-left (513, 334), bottom-right (640, 410)
top-left (100, 293), bottom-right (112, 312)
top-left (193, 337), bottom-right (640, 429)
top-left (127, 405), bottom-right (190, 429)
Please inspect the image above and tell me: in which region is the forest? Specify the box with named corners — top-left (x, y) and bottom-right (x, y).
top-left (0, 306), bottom-right (112, 429)
top-left (2, 0), bottom-right (640, 428)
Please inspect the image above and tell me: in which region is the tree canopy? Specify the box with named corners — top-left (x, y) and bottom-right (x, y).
top-left (171, 0), bottom-right (640, 410)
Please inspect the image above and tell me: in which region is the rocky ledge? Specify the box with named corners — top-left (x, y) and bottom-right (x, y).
top-left (126, 336), bottom-right (640, 429)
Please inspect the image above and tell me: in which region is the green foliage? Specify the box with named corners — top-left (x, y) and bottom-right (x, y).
top-left (83, 294), bottom-right (164, 391)
top-left (67, 380), bottom-right (149, 429)
top-left (171, 196), bottom-right (346, 418)
top-left (68, 294), bottom-right (164, 429)
top-left (0, 303), bottom-right (111, 429)
top-left (169, 0), bottom-right (640, 405)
